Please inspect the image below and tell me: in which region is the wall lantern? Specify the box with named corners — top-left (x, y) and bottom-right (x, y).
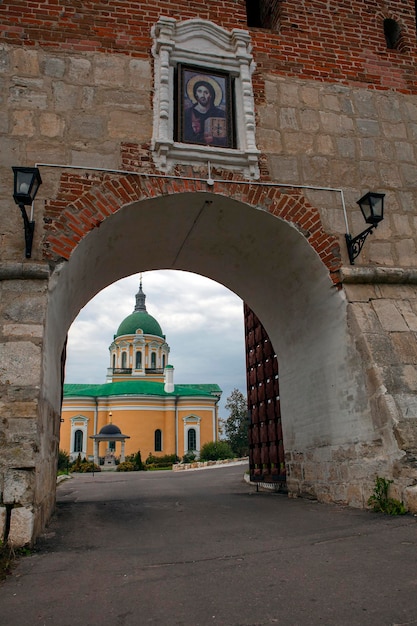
top-left (345, 192), bottom-right (385, 264)
top-left (12, 166), bottom-right (43, 258)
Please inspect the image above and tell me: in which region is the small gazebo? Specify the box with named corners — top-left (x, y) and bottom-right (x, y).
top-left (90, 423), bottom-right (130, 467)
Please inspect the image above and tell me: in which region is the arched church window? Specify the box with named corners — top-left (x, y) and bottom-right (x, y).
top-left (155, 429), bottom-right (162, 452)
top-left (188, 428), bottom-right (197, 451)
top-left (151, 352), bottom-right (156, 369)
top-left (74, 429), bottom-right (83, 453)
top-left (121, 352), bottom-right (127, 368)
top-left (162, 354), bottom-right (166, 368)
top-left (112, 354), bottom-right (116, 370)
top-left (136, 351), bottom-right (142, 369)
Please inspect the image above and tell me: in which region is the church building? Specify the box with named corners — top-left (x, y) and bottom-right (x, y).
top-left (60, 280), bottom-right (222, 464)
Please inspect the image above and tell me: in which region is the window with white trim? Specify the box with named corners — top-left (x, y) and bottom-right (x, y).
top-left (74, 429), bottom-right (83, 453)
top-left (70, 415), bottom-right (88, 461)
top-left (183, 415), bottom-right (201, 454)
top-left (121, 352), bottom-right (127, 368)
top-left (187, 428), bottom-right (197, 451)
top-left (135, 351), bottom-right (142, 369)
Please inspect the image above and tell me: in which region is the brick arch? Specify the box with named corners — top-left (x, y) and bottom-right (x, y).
top-left (44, 171), bottom-right (341, 281)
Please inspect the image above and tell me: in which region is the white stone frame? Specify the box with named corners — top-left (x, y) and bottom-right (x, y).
top-left (70, 415), bottom-right (89, 461)
top-left (151, 17), bottom-right (260, 179)
top-left (183, 415), bottom-right (201, 454)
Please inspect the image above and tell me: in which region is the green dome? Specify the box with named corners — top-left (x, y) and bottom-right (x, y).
top-left (116, 311), bottom-right (164, 338)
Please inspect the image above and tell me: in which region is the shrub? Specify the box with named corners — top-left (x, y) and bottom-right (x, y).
top-left (76, 461), bottom-right (101, 473)
top-left (117, 461), bottom-right (135, 472)
top-left (125, 450), bottom-right (145, 471)
top-left (57, 449), bottom-right (70, 472)
top-left (199, 441), bottom-right (234, 462)
top-left (146, 453), bottom-right (179, 468)
top-left (368, 476), bottom-right (407, 515)
top-left (71, 453), bottom-right (83, 472)
top-left (182, 451), bottom-right (196, 463)
top-left (70, 455), bottom-right (100, 473)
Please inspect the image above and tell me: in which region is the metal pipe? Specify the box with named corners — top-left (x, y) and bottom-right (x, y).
top-left (35, 162), bottom-right (351, 234)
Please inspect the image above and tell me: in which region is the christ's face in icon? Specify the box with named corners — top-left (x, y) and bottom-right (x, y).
top-left (195, 85), bottom-right (211, 108)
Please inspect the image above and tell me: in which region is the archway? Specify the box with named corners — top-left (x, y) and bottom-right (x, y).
top-left (43, 192), bottom-right (376, 509)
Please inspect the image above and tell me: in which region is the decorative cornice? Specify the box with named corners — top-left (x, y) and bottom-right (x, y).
top-left (341, 267), bottom-right (417, 285)
top-left (0, 261), bottom-right (51, 280)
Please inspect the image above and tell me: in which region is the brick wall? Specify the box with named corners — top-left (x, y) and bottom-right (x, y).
top-left (43, 168), bottom-right (341, 281)
top-left (1, 0), bottom-right (417, 92)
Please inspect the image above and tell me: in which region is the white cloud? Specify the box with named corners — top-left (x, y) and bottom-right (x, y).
top-left (65, 270), bottom-right (247, 418)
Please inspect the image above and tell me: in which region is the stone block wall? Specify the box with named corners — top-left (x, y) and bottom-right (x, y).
top-left (0, 265), bottom-right (54, 545)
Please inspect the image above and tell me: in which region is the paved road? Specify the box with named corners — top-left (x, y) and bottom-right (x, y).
top-left (0, 465), bottom-right (416, 626)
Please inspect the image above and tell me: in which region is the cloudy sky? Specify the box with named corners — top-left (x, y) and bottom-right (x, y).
top-left (64, 270), bottom-right (247, 418)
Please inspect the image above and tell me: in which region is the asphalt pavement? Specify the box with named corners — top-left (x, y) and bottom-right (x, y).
top-left (0, 464), bottom-right (416, 626)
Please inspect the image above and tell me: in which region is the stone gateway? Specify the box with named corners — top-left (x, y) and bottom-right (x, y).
top-left (1, 1), bottom-right (417, 546)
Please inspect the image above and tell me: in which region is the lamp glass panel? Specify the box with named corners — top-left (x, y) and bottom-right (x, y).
top-left (17, 170), bottom-right (34, 196)
top-left (359, 197), bottom-right (372, 222)
top-left (370, 195), bottom-right (384, 220)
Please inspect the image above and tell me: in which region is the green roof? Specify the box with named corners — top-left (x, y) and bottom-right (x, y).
top-left (64, 381), bottom-right (222, 398)
top-left (115, 311), bottom-right (164, 338)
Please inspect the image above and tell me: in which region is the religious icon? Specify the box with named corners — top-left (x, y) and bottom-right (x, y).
top-left (177, 65), bottom-right (234, 148)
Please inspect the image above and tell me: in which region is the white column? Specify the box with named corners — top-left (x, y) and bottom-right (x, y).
top-left (94, 440), bottom-right (99, 466)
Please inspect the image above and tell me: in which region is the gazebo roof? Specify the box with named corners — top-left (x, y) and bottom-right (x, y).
top-left (90, 422), bottom-right (130, 441)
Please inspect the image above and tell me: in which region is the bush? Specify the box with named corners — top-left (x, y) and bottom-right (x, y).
top-left (76, 461), bottom-right (101, 473)
top-left (199, 441), bottom-right (234, 462)
top-left (57, 449), bottom-right (70, 472)
top-left (117, 461), bottom-right (135, 472)
top-left (125, 450), bottom-right (145, 471)
top-left (146, 453), bottom-right (179, 468)
top-left (182, 451), bottom-right (196, 463)
top-left (70, 454), bottom-right (100, 473)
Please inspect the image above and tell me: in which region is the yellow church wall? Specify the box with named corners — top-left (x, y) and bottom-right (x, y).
top-left (60, 394), bottom-right (219, 462)
top-left (101, 402), bottom-right (176, 459)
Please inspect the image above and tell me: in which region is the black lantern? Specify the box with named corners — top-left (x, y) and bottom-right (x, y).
top-left (357, 191), bottom-right (385, 226)
top-left (12, 166), bottom-right (42, 258)
top-left (345, 192), bottom-right (385, 265)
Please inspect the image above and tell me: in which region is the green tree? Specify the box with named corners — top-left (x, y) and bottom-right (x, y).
top-left (225, 388), bottom-right (249, 457)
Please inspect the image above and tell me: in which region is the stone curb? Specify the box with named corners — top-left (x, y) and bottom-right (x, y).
top-left (173, 457), bottom-right (248, 472)
top-left (57, 474), bottom-right (72, 484)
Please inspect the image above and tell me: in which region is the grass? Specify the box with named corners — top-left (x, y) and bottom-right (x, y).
top-left (0, 541), bottom-right (32, 581)
top-left (0, 545), bottom-right (13, 581)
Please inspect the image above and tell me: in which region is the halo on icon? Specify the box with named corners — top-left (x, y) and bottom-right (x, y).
top-left (186, 74), bottom-right (223, 107)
